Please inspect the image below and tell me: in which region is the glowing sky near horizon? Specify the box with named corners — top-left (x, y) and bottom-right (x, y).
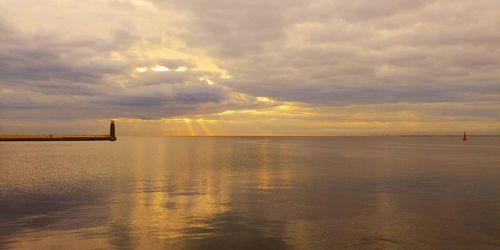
top-left (0, 0), bottom-right (499, 135)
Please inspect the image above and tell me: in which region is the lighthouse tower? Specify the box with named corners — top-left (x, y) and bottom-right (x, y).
top-left (110, 121), bottom-right (117, 141)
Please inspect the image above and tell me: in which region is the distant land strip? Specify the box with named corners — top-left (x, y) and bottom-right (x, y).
top-left (0, 121), bottom-right (117, 141)
top-left (0, 135), bottom-right (116, 141)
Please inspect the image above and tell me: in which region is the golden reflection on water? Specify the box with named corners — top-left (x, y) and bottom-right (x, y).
top-left (106, 138), bottom-right (233, 248)
top-left (0, 137), bottom-right (499, 249)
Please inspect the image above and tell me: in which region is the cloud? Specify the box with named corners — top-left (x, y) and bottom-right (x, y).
top-left (0, 25), bottom-right (134, 94)
top-left (0, 19), bottom-right (238, 120)
top-left (160, 0), bottom-right (499, 106)
top-left (0, 0), bottom-right (499, 134)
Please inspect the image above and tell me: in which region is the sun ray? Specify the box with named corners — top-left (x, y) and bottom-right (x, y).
top-left (184, 119), bottom-right (196, 136)
top-left (195, 119), bottom-right (213, 136)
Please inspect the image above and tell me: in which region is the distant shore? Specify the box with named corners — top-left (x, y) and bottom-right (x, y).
top-left (0, 135), bottom-right (116, 141)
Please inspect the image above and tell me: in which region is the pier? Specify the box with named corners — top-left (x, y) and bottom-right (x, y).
top-left (0, 121), bottom-right (117, 141)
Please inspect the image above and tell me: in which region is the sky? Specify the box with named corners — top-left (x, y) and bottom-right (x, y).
top-left (0, 0), bottom-right (499, 136)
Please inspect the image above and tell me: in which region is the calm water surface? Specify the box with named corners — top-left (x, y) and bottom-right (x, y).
top-left (0, 136), bottom-right (499, 249)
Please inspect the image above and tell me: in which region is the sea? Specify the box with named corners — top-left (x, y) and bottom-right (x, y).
top-left (0, 136), bottom-right (499, 249)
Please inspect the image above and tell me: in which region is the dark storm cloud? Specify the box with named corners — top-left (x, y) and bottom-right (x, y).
top-left (93, 91), bottom-right (228, 119)
top-left (100, 83), bottom-right (228, 108)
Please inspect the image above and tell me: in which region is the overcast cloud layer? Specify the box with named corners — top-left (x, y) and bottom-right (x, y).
top-left (0, 0), bottom-right (499, 134)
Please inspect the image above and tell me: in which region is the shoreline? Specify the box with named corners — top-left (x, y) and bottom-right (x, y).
top-left (0, 135), bottom-right (117, 141)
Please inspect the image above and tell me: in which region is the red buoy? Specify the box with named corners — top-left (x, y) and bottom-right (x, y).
top-left (463, 132), bottom-right (468, 141)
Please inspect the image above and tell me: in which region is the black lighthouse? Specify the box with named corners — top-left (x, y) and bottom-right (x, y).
top-left (110, 120), bottom-right (117, 141)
